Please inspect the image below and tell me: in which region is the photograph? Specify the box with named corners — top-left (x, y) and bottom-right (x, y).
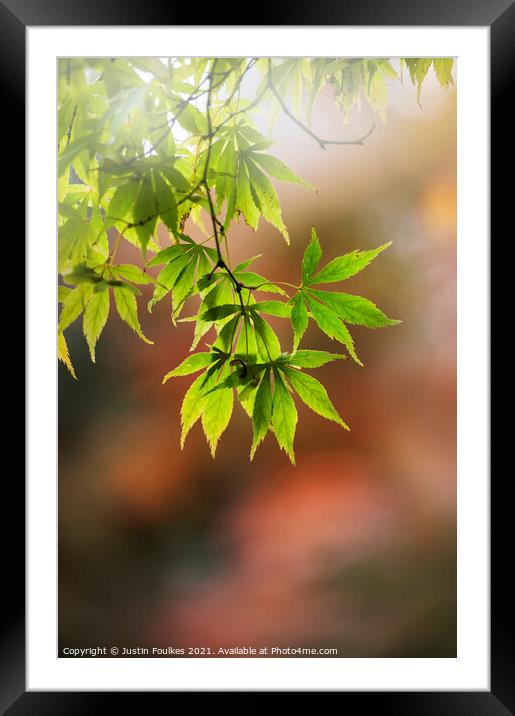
top-left (57, 55), bottom-right (458, 660)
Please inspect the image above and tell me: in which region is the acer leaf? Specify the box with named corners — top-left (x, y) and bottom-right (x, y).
top-left (281, 350), bottom-right (346, 368)
top-left (83, 288), bottom-right (110, 361)
top-left (309, 290), bottom-right (400, 328)
top-left (302, 228), bottom-right (322, 284)
top-left (282, 366), bottom-right (349, 430)
top-left (306, 293), bottom-right (362, 365)
top-left (251, 369), bottom-right (273, 459)
top-left (57, 56), bottom-right (451, 462)
top-left (271, 369), bottom-right (297, 465)
top-left (163, 352), bottom-right (214, 382)
top-left (201, 364), bottom-right (234, 457)
top-left (290, 293), bottom-right (309, 351)
top-left (113, 285), bottom-right (153, 344)
top-left (310, 242), bottom-right (391, 285)
top-left (58, 330), bottom-right (77, 379)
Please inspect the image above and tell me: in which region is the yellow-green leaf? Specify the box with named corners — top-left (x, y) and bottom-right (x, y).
top-left (302, 228), bottom-right (322, 284)
top-left (201, 365), bottom-right (234, 457)
top-left (83, 288), bottom-right (110, 361)
top-left (310, 242), bottom-right (391, 285)
top-left (283, 366), bottom-right (349, 429)
top-left (113, 285), bottom-right (153, 344)
top-left (251, 370), bottom-right (272, 459)
top-left (271, 370), bottom-right (297, 464)
top-left (58, 283), bottom-right (94, 331)
top-left (58, 219), bottom-right (96, 271)
top-left (309, 290), bottom-right (400, 328)
top-left (58, 330), bottom-right (77, 379)
top-left (163, 352), bottom-right (214, 382)
top-left (180, 370), bottom-right (214, 448)
top-left (290, 293), bottom-right (309, 351)
top-left (307, 294), bottom-right (362, 365)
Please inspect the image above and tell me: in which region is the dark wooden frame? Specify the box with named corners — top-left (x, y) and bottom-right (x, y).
top-left (3, 1), bottom-right (507, 710)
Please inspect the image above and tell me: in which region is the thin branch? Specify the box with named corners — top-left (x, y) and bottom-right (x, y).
top-left (114, 57), bottom-right (373, 303)
top-left (58, 103), bottom-right (78, 153)
top-left (267, 59), bottom-right (375, 150)
top-left (116, 62), bottom-right (258, 234)
top-left (202, 62), bottom-right (248, 316)
top-left (65, 104), bottom-right (78, 149)
top-left (107, 230), bottom-right (124, 265)
top-left (212, 84), bottom-right (269, 136)
top-left (107, 66), bottom-right (234, 171)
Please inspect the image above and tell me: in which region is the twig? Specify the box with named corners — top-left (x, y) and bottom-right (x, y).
top-left (61, 104), bottom-right (78, 152)
top-left (267, 59), bottom-right (375, 150)
top-left (107, 230), bottom-right (124, 265)
top-left (201, 61), bottom-right (249, 317)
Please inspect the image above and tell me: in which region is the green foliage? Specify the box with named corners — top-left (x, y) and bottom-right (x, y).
top-left (58, 56), bottom-right (454, 462)
top-left (401, 58), bottom-right (454, 104)
top-left (83, 289), bottom-right (110, 361)
top-left (113, 285), bottom-right (153, 344)
top-left (291, 230), bottom-right (401, 367)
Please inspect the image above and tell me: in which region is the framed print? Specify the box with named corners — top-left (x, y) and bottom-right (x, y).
top-left (2, 0), bottom-right (508, 710)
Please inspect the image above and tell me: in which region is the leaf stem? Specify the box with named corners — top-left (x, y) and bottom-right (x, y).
top-left (202, 62), bottom-right (249, 316)
top-left (108, 230), bottom-right (124, 265)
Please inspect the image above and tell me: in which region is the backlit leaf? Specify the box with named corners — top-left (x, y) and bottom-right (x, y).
top-left (290, 293), bottom-right (309, 351)
top-left (53, 56), bottom-right (448, 460)
top-left (58, 283), bottom-right (94, 331)
top-left (310, 242), bottom-right (391, 285)
top-left (58, 330), bottom-right (77, 379)
top-left (283, 366), bottom-right (349, 429)
top-left (236, 163), bottom-right (260, 230)
top-left (252, 300), bottom-right (291, 318)
top-left (302, 228), bottom-right (322, 284)
top-left (113, 285), bottom-right (153, 344)
top-left (180, 370), bottom-right (215, 448)
top-left (58, 219), bottom-right (96, 271)
top-left (306, 294), bottom-right (362, 365)
top-left (172, 254), bottom-right (198, 315)
top-left (163, 352), bottom-right (214, 382)
top-left (271, 369), bottom-right (297, 464)
top-left (148, 251), bottom-right (193, 310)
top-left (282, 349), bottom-right (346, 368)
top-left (110, 264), bottom-right (154, 285)
top-left (202, 364), bottom-right (234, 457)
top-left (251, 151), bottom-right (313, 188)
top-left (309, 290), bottom-right (400, 328)
top-left (251, 310), bottom-right (282, 361)
top-left (433, 58), bottom-right (454, 89)
top-left (83, 288), bottom-right (110, 361)
top-left (251, 369), bottom-right (272, 459)
top-left (246, 160), bottom-right (289, 242)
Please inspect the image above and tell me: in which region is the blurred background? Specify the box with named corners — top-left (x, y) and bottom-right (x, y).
top-left (58, 62), bottom-right (456, 657)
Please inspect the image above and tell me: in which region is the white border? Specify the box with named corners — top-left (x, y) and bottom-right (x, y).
top-left (27, 27), bottom-right (489, 691)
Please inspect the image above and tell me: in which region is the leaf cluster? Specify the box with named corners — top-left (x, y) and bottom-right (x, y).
top-left (58, 56), bottom-right (453, 461)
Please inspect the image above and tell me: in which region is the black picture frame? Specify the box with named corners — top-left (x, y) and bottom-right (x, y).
top-left (4, 1), bottom-right (506, 711)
